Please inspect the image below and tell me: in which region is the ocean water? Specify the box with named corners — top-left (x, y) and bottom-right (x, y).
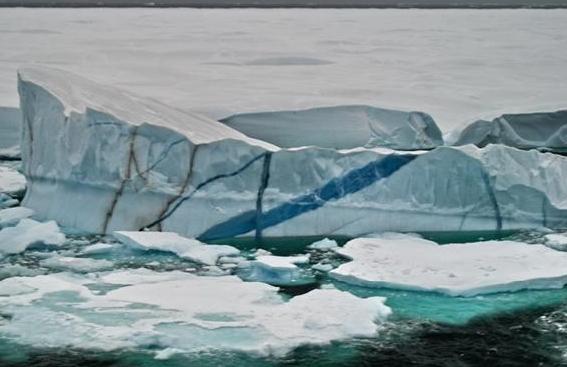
top-left (1, 231), bottom-right (567, 366)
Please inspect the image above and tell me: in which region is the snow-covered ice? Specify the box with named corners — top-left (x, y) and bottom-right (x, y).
top-left (113, 231), bottom-right (239, 265)
top-left (17, 67), bottom-right (567, 240)
top-left (545, 233), bottom-right (567, 251)
top-left (0, 219), bottom-right (65, 255)
top-left (453, 110), bottom-right (567, 152)
top-left (0, 269), bottom-right (391, 355)
top-left (0, 207), bottom-right (34, 228)
top-left (39, 256), bottom-right (114, 273)
top-left (238, 254), bottom-right (313, 286)
top-left (330, 233), bottom-right (567, 296)
top-left (222, 106), bottom-right (443, 150)
top-left (0, 166), bottom-right (25, 197)
top-left (308, 238), bottom-right (339, 250)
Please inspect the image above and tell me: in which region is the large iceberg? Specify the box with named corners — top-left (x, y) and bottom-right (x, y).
top-left (330, 233), bottom-right (567, 296)
top-left (221, 105), bottom-right (444, 150)
top-left (18, 68), bottom-right (567, 240)
top-left (453, 110), bottom-right (567, 153)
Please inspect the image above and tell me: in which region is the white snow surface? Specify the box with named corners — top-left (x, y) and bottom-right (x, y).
top-left (545, 233), bottom-right (567, 251)
top-left (0, 166), bottom-right (25, 196)
top-left (221, 106), bottom-right (443, 150)
top-left (0, 219), bottom-right (65, 255)
top-left (330, 233), bottom-right (567, 296)
top-left (113, 231), bottom-right (239, 265)
top-left (1, 9), bottom-right (567, 132)
top-left (39, 256), bottom-right (114, 273)
top-left (0, 207), bottom-right (34, 228)
top-left (0, 269), bottom-right (391, 355)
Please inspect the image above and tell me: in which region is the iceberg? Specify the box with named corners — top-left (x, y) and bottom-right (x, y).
top-left (237, 254), bottom-right (314, 286)
top-left (453, 110), bottom-right (567, 153)
top-left (330, 233), bottom-right (567, 297)
top-left (221, 105), bottom-right (444, 150)
top-left (18, 67), bottom-right (567, 240)
top-left (0, 269), bottom-right (391, 355)
top-left (113, 231), bottom-right (239, 265)
top-left (0, 107), bottom-right (21, 159)
top-left (0, 218), bottom-right (65, 255)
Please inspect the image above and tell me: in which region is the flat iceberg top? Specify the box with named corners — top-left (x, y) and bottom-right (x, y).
top-left (330, 233), bottom-right (567, 297)
top-left (18, 67), bottom-right (276, 149)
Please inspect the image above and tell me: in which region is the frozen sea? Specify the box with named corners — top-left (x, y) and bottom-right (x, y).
top-left (2, 8), bottom-right (567, 366)
top-left (0, 9), bottom-right (567, 132)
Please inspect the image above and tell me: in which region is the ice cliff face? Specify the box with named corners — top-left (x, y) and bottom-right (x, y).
top-left (18, 68), bottom-right (567, 239)
top-left (221, 105), bottom-right (443, 150)
top-left (453, 110), bottom-right (567, 153)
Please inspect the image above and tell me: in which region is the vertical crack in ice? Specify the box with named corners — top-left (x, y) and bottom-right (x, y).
top-left (134, 138), bottom-right (187, 180)
top-left (154, 144), bottom-right (199, 231)
top-left (102, 126), bottom-right (138, 233)
top-left (480, 170), bottom-right (502, 231)
top-left (542, 195), bottom-right (548, 228)
top-left (255, 152), bottom-right (272, 241)
top-left (140, 151), bottom-right (269, 230)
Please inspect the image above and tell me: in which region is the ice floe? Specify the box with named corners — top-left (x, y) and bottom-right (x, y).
top-left (0, 269), bottom-right (391, 355)
top-left (39, 256), bottom-right (114, 273)
top-left (545, 233), bottom-right (567, 251)
top-left (0, 219), bottom-right (65, 255)
top-left (0, 207), bottom-right (33, 228)
top-left (330, 233), bottom-right (567, 296)
top-left (113, 231), bottom-right (239, 265)
top-left (0, 166), bottom-right (25, 197)
top-left (308, 238), bottom-right (339, 250)
top-left (238, 254), bottom-right (313, 286)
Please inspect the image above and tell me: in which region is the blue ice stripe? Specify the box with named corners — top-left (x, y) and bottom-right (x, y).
top-left (198, 154), bottom-right (417, 241)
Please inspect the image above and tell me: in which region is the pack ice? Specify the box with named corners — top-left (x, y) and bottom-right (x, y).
top-left (18, 67), bottom-right (567, 239)
top-left (221, 105), bottom-right (444, 150)
top-left (453, 110), bottom-right (567, 153)
top-left (330, 233), bottom-right (567, 297)
top-left (0, 269), bottom-right (391, 355)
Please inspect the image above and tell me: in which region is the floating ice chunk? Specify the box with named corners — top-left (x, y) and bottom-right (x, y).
top-left (545, 233), bottom-right (567, 251)
top-left (40, 256), bottom-right (114, 273)
top-left (0, 270), bottom-right (390, 355)
top-left (0, 166), bottom-right (25, 197)
top-left (221, 105), bottom-right (443, 150)
top-left (80, 243), bottom-right (115, 255)
top-left (308, 238), bottom-right (338, 250)
top-left (238, 254), bottom-right (314, 286)
top-left (0, 219), bottom-right (65, 255)
top-left (0, 207), bottom-right (34, 228)
top-left (312, 262), bottom-right (334, 272)
top-left (330, 233), bottom-right (567, 297)
top-left (0, 193), bottom-right (18, 209)
top-left (0, 264), bottom-right (45, 280)
top-left (114, 231), bottom-right (239, 266)
top-left (453, 110), bottom-right (567, 152)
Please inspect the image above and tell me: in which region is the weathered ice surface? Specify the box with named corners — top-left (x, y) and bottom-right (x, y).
top-left (0, 269), bottom-right (391, 355)
top-left (221, 106), bottom-right (443, 150)
top-left (453, 110), bottom-right (567, 152)
top-left (19, 68), bottom-right (567, 240)
top-left (330, 233), bottom-right (567, 296)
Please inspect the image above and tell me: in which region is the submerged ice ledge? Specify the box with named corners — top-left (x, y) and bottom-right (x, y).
top-left (16, 67), bottom-right (567, 240)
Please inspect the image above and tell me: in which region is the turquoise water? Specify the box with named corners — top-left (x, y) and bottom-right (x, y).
top-left (1, 230), bottom-right (567, 366)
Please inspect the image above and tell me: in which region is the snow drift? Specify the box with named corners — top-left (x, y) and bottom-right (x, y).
top-left (18, 67), bottom-right (567, 239)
